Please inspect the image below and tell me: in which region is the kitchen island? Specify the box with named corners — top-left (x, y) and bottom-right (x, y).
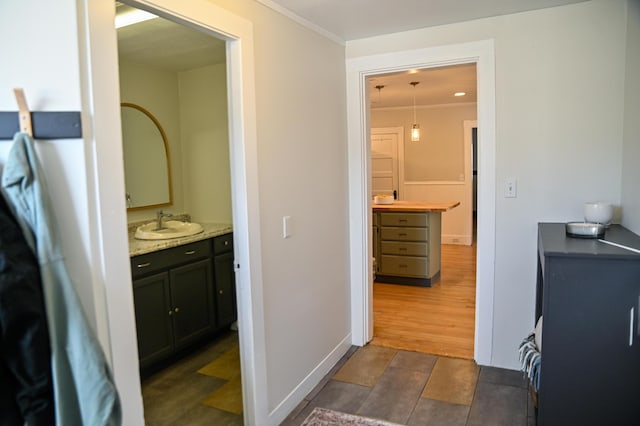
top-left (373, 201), bottom-right (459, 286)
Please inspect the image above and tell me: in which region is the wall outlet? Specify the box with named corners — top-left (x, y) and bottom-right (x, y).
top-left (505, 178), bottom-right (517, 198)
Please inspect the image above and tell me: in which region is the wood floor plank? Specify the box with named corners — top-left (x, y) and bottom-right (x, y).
top-left (371, 243), bottom-right (476, 359)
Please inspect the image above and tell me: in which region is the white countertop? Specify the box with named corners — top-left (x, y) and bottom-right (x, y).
top-left (128, 222), bottom-right (233, 257)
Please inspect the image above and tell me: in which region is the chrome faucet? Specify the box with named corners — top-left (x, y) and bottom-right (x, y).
top-left (156, 209), bottom-right (173, 230)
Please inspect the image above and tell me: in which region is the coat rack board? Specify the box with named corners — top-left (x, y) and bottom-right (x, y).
top-left (0, 88), bottom-right (82, 140)
top-left (0, 111), bottom-right (82, 140)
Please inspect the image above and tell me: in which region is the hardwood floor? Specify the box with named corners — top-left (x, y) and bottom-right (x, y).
top-left (371, 242), bottom-right (477, 359)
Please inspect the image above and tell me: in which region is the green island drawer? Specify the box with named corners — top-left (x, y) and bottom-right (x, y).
top-left (381, 241), bottom-right (428, 257)
top-left (379, 255), bottom-right (429, 278)
top-left (380, 227), bottom-right (428, 242)
top-left (380, 212), bottom-right (428, 227)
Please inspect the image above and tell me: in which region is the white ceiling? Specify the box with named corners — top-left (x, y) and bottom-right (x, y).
top-left (116, 4), bottom-right (225, 72)
top-left (369, 64), bottom-right (477, 108)
top-left (259, 0), bottom-right (588, 41)
top-left (116, 0), bottom-right (586, 106)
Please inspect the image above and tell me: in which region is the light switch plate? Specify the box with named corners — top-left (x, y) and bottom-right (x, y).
top-left (283, 216), bottom-right (291, 239)
top-left (505, 177), bottom-right (517, 198)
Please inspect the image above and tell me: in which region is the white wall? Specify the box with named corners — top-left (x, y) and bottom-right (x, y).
top-left (622, 0), bottom-right (640, 234)
top-left (178, 63), bottom-right (232, 224)
top-left (372, 104), bottom-right (476, 182)
top-left (348, 0), bottom-right (628, 368)
top-left (209, 1), bottom-right (350, 414)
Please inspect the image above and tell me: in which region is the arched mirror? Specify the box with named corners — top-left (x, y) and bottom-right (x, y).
top-left (121, 103), bottom-right (173, 210)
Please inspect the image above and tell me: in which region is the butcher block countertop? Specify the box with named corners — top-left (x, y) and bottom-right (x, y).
top-left (372, 200), bottom-right (460, 212)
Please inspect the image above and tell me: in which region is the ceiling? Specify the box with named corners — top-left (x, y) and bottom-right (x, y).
top-left (369, 64), bottom-right (476, 108)
top-left (116, 0), bottom-right (586, 107)
top-left (259, 0), bottom-right (588, 41)
top-left (116, 3), bottom-right (225, 72)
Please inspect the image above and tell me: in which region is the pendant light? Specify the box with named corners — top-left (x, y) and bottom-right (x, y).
top-left (410, 81), bottom-right (420, 142)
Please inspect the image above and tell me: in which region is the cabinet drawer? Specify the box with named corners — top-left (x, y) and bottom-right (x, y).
top-left (380, 227), bottom-right (428, 242)
top-left (379, 255), bottom-right (429, 278)
top-left (213, 233), bottom-right (233, 254)
top-left (380, 212), bottom-right (427, 227)
top-left (381, 241), bottom-right (428, 257)
top-left (131, 240), bottom-right (211, 278)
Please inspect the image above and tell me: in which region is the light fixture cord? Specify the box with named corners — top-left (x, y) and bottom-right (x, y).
top-left (413, 86), bottom-right (416, 123)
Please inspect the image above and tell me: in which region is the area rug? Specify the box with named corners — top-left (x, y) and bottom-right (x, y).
top-left (301, 407), bottom-right (403, 426)
top-left (197, 343), bottom-right (243, 414)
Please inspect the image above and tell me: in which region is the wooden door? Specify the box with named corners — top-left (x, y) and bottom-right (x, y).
top-left (371, 132), bottom-right (399, 199)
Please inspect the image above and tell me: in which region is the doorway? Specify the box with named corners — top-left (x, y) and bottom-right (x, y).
top-left (93, 0), bottom-right (266, 423)
top-left (116, 4), bottom-right (244, 421)
top-left (368, 68), bottom-right (478, 359)
top-left (346, 40), bottom-right (496, 365)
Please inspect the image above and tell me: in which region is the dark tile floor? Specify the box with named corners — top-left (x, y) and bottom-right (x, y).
top-left (141, 333), bottom-right (534, 425)
top-left (283, 345), bottom-right (535, 426)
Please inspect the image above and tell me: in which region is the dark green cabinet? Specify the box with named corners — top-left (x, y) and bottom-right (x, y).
top-left (213, 232), bottom-right (236, 327)
top-left (169, 259), bottom-right (214, 349)
top-left (131, 234), bottom-right (235, 370)
top-left (132, 272), bottom-right (173, 367)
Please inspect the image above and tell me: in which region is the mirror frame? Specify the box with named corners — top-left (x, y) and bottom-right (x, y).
top-left (121, 102), bottom-right (174, 211)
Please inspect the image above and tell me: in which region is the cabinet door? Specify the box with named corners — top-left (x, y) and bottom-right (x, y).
top-left (214, 251), bottom-right (237, 328)
top-left (169, 259), bottom-right (214, 350)
top-left (133, 272), bottom-right (173, 368)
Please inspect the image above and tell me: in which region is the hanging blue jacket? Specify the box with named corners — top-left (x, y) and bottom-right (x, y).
top-left (1, 133), bottom-right (121, 426)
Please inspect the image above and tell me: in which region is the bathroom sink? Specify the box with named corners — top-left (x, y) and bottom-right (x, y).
top-left (135, 220), bottom-right (204, 240)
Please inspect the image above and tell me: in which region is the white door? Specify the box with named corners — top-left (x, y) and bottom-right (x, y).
top-left (371, 132), bottom-right (399, 199)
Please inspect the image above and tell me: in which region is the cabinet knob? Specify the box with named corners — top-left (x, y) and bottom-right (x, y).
top-left (168, 310), bottom-right (173, 316)
top-left (174, 307), bottom-right (180, 313)
top-left (224, 241), bottom-right (229, 246)
top-left (219, 290), bottom-right (224, 295)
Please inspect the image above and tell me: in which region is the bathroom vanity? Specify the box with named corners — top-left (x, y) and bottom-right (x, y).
top-left (373, 201), bottom-right (459, 286)
top-left (129, 223), bottom-right (235, 372)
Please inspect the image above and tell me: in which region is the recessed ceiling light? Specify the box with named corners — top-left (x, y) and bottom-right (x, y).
top-left (454, 92), bottom-right (466, 97)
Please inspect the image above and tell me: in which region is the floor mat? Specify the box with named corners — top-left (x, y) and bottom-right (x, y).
top-left (302, 407), bottom-right (402, 426)
top-left (198, 343), bottom-right (243, 414)
top-left (201, 375), bottom-right (243, 415)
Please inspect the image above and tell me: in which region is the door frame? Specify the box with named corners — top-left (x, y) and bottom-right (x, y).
top-left (371, 127), bottom-right (404, 200)
top-left (464, 120), bottom-right (478, 245)
top-left (346, 40), bottom-right (496, 365)
top-left (86, 0), bottom-right (267, 423)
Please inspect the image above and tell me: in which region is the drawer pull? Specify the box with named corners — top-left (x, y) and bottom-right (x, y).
top-left (137, 262), bottom-right (151, 268)
top-left (185, 250), bottom-right (196, 255)
top-left (398, 233), bottom-right (407, 237)
top-left (398, 247), bottom-right (407, 251)
top-left (399, 264), bottom-right (408, 268)
top-left (398, 219), bottom-right (408, 223)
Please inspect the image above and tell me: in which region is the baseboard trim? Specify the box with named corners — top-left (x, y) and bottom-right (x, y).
top-left (268, 333), bottom-right (353, 425)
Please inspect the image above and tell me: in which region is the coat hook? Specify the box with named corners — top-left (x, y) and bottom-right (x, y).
top-left (13, 88), bottom-right (33, 137)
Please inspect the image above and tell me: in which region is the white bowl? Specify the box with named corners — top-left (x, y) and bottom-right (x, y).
top-left (584, 202), bottom-right (613, 225)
